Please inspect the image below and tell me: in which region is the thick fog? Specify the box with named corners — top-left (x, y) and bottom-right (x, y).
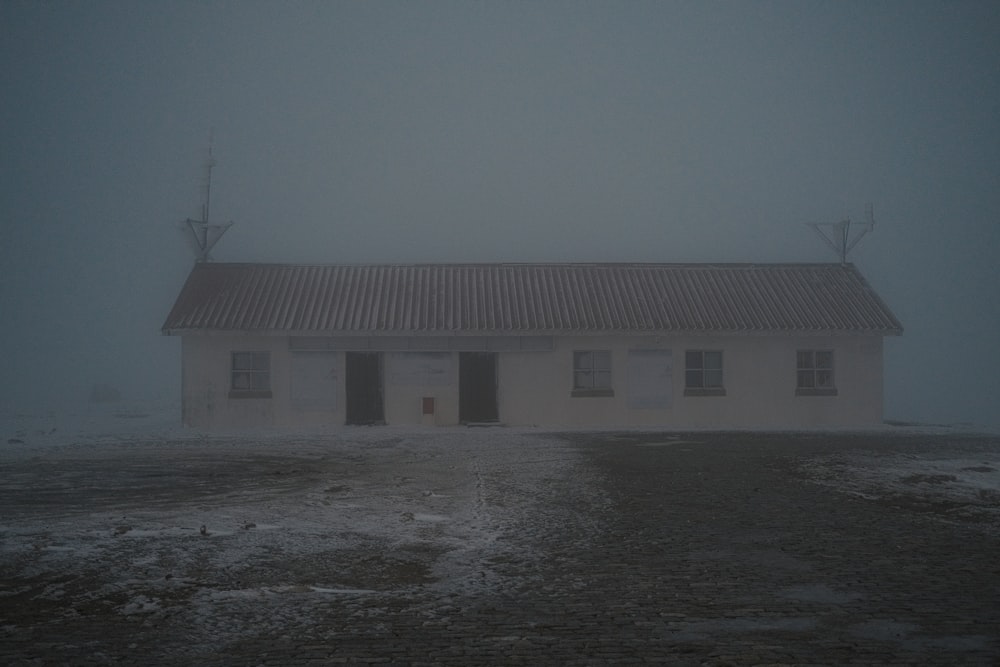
top-left (1, 1), bottom-right (998, 427)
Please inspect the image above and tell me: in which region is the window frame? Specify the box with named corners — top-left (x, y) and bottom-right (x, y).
top-left (796, 349), bottom-right (837, 396)
top-left (230, 351), bottom-right (273, 399)
top-left (684, 349), bottom-right (726, 396)
top-left (571, 349), bottom-right (614, 397)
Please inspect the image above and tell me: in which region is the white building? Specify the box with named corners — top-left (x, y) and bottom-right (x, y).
top-left (161, 262), bottom-right (902, 430)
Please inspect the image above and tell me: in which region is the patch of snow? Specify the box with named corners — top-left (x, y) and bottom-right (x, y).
top-left (803, 446), bottom-right (1000, 531)
top-left (120, 595), bottom-right (162, 615)
top-left (0, 400), bottom-right (597, 658)
top-left (305, 586), bottom-right (376, 595)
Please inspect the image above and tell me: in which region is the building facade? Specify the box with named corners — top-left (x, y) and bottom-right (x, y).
top-left (162, 263), bottom-right (902, 430)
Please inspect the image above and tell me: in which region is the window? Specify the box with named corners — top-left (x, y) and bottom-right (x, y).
top-left (231, 351), bottom-right (272, 398)
top-left (572, 350), bottom-right (613, 397)
top-left (685, 350), bottom-right (725, 396)
top-left (796, 349), bottom-right (837, 396)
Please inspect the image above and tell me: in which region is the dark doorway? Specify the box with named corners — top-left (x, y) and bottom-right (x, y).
top-left (345, 352), bottom-right (384, 425)
top-left (459, 352), bottom-right (498, 423)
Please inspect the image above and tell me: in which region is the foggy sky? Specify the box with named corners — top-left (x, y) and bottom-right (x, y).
top-left (1, 1), bottom-right (998, 427)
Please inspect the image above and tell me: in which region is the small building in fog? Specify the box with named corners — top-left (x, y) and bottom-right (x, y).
top-left (161, 262), bottom-right (902, 430)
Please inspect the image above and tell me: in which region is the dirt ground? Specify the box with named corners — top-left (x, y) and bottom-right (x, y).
top-left (1, 427), bottom-right (998, 666)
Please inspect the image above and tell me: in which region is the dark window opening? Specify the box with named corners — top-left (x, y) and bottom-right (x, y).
top-left (684, 349), bottom-right (725, 396)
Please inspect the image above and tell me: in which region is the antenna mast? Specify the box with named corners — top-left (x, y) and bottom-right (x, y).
top-left (807, 203), bottom-right (875, 264)
top-left (183, 132), bottom-right (233, 262)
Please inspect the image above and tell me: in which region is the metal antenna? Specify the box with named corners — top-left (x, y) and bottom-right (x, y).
top-left (202, 133), bottom-right (215, 223)
top-left (808, 203), bottom-right (875, 264)
top-left (183, 131), bottom-right (233, 263)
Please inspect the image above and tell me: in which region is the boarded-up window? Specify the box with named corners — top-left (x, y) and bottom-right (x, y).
top-left (291, 352), bottom-right (338, 409)
top-left (627, 349), bottom-right (673, 409)
top-left (389, 352), bottom-right (452, 386)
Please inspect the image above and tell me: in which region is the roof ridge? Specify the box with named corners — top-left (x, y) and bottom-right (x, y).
top-left (197, 261), bottom-right (854, 269)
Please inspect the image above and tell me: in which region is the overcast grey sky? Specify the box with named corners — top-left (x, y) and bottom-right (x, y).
top-left (1, 1), bottom-right (998, 427)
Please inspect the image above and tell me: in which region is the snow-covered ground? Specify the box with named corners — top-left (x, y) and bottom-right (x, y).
top-left (0, 398), bottom-right (601, 656)
top-left (2, 398), bottom-right (998, 660)
top-left (802, 445), bottom-right (1000, 528)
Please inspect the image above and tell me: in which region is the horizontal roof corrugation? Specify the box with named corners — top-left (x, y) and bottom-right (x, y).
top-left (161, 263), bottom-right (903, 335)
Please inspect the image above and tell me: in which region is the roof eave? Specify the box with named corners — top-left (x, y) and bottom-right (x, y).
top-left (162, 326), bottom-right (904, 337)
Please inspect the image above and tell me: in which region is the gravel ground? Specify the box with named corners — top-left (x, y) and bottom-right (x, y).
top-left (1, 427), bottom-right (998, 666)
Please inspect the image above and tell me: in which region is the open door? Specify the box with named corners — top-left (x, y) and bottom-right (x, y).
top-left (345, 352), bottom-right (384, 425)
top-left (459, 352), bottom-right (498, 423)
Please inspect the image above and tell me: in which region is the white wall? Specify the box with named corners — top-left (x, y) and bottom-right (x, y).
top-left (500, 334), bottom-right (884, 428)
top-left (179, 333), bottom-right (885, 429)
top-left (181, 336), bottom-right (346, 429)
top-left (181, 335), bottom-right (281, 429)
top-left (383, 352), bottom-right (459, 425)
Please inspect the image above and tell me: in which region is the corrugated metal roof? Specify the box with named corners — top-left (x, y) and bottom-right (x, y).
top-left (161, 263), bottom-right (903, 335)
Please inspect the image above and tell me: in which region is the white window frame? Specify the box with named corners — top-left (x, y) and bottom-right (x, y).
top-left (230, 351), bottom-right (272, 398)
top-left (572, 350), bottom-right (614, 397)
top-left (684, 349), bottom-right (726, 396)
top-left (796, 349), bottom-right (837, 396)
